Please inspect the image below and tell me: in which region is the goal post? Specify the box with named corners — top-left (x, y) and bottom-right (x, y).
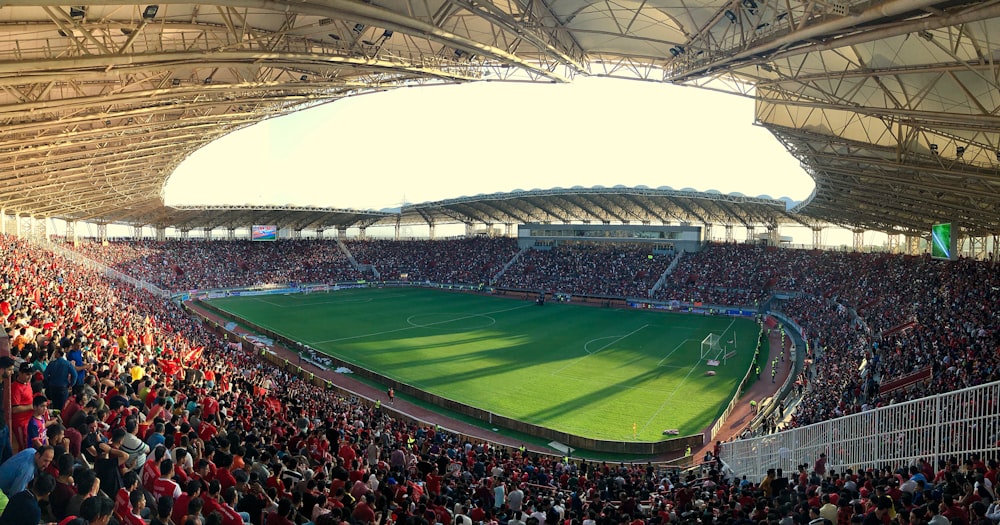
top-left (700, 333), bottom-right (723, 360)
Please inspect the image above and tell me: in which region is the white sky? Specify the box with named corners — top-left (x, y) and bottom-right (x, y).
top-left (165, 77), bottom-right (815, 210)
top-left (161, 77), bottom-right (885, 245)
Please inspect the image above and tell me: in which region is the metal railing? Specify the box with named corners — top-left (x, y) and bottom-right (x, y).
top-left (40, 240), bottom-right (170, 298)
top-left (720, 379), bottom-right (1000, 480)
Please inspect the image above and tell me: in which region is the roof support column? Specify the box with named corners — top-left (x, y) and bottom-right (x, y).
top-left (745, 225), bottom-right (756, 243)
top-left (66, 221), bottom-right (78, 246)
top-left (505, 223), bottom-right (514, 237)
top-left (132, 225), bottom-right (144, 240)
top-left (394, 218), bottom-right (401, 241)
top-left (812, 227), bottom-right (823, 249)
top-left (886, 234), bottom-right (900, 254)
top-left (704, 223), bottom-right (713, 242)
top-left (179, 228), bottom-right (189, 241)
top-left (968, 236), bottom-right (986, 260)
top-left (227, 228), bottom-right (236, 241)
top-left (767, 225), bottom-right (779, 247)
top-left (315, 228), bottom-right (325, 240)
top-left (358, 227), bottom-right (367, 240)
top-left (204, 227), bottom-right (213, 240)
top-left (993, 235), bottom-right (999, 265)
top-left (725, 224), bottom-right (734, 243)
top-left (465, 223), bottom-right (475, 236)
top-left (428, 223), bottom-right (436, 240)
top-left (96, 223), bottom-right (108, 243)
top-left (905, 235), bottom-right (921, 256)
top-left (156, 227), bottom-right (166, 242)
top-left (15, 214), bottom-right (22, 239)
top-left (337, 227), bottom-right (347, 240)
top-left (33, 217), bottom-right (46, 242)
top-left (852, 230), bottom-right (864, 252)
top-left (291, 229), bottom-right (302, 240)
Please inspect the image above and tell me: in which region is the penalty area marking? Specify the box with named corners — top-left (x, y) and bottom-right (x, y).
top-left (551, 324), bottom-right (649, 376)
top-left (657, 339), bottom-right (696, 367)
top-left (406, 313), bottom-right (496, 329)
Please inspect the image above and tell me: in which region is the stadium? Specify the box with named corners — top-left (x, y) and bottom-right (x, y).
top-left (0, 1), bottom-right (998, 525)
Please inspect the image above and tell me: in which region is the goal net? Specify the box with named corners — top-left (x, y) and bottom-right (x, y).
top-left (700, 333), bottom-right (724, 360)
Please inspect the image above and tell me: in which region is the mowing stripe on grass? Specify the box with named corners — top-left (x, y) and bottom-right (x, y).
top-left (309, 303), bottom-right (534, 345)
top-left (551, 323), bottom-right (649, 376)
top-left (658, 339), bottom-right (694, 366)
top-left (208, 288), bottom-right (761, 441)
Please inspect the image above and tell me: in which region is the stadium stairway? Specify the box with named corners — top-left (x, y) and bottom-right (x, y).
top-left (336, 238), bottom-right (360, 269)
top-left (649, 251), bottom-right (683, 294)
top-left (491, 245), bottom-right (529, 284)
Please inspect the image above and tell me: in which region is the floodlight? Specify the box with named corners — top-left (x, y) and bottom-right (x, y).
top-left (930, 144), bottom-right (938, 155)
top-left (143, 5), bottom-right (159, 19)
top-left (70, 6), bottom-right (86, 19)
top-left (956, 146), bottom-right (965, 158)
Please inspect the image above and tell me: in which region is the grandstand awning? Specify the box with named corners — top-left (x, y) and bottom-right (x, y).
top-left (0, 0), bottom-right (995, 237)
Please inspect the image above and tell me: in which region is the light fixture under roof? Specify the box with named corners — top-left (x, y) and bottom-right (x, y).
top-left (143, 5), bottom-right (159, 19)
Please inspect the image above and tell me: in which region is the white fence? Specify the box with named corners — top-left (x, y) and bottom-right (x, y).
top-left (44, 241), bottom-right (170, 298)
top-left (720, 380), bottom-right (1000, 480)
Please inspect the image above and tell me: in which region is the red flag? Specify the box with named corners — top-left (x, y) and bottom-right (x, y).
top-left (158, 359), bottom-right (181, 378)
top-left (183, 346), bottom-right (204, 363)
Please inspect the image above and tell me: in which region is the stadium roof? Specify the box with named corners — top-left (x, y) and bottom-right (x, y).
top-left (165, 187), bottom-right (802, 232)
top-left (0, 0), bottom-right (997, 236)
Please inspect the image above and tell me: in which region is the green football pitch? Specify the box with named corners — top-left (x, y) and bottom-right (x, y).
top-left (207, 287), bottom-right (760, 441)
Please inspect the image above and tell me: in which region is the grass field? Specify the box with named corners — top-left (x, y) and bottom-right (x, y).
top-left (207, 287), bottom-right (760, 441)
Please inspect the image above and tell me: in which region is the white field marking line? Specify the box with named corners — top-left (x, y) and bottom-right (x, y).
top-left (252, 297), bottom-right (287, 308)
top-left (636, 320), bottom-right (740, 435)
top-left (583, 336), bottom-right (623, 355)
top-left (637, 357), bottom-right (705, 436)
top-left (308, 303), bottom-right (534, 345)
top-left (285, 297), bottom-right (375, 308)
top-left (407, 314), bottom-right (496, 329)
top-left (657, 339), bottom-right (695, 367)
top-left (551, 371), bottom-right (681, 394)
top-left (550, 324), bottom-right (649, 377)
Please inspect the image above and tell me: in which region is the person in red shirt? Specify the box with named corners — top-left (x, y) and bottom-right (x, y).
top-left (214, 453), bottom-right (238, 491)
top-left (142, 446), bottom-right (166, 492)
top-left (266, 499), bottom-right (296, 525)
top-left (151, 459), bottom-right (183, 501)
top-left (172, 479), bottom-right (204, 525)
top-left (115, 472), bottom-right (141, 523)
top-left (118, 489), bottom-right (147, 525)
top-left (10, 363), bottom-right (36, 451)
top-left (202, 480), bottom-right (244, 525)
top-left (338, 441), bottom-right (357, 466)
top-left (352, 493), bottom-right (378, 525)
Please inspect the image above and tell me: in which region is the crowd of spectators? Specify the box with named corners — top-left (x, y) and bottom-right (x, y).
top-left (74, 240), bottom-right (362, 292)
top-left (4, 233), bottom-right (1000, 525)
top-left (344, 239), bottom-right (519, 284)
top-left (3, 233), bottom-right (705, 525)
top-left (659, 244), bottom-right (1000, 431)
top-left (77, 238), bottom-right (680, 300)
top-left (495, 244), bottom-right (674, 298)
